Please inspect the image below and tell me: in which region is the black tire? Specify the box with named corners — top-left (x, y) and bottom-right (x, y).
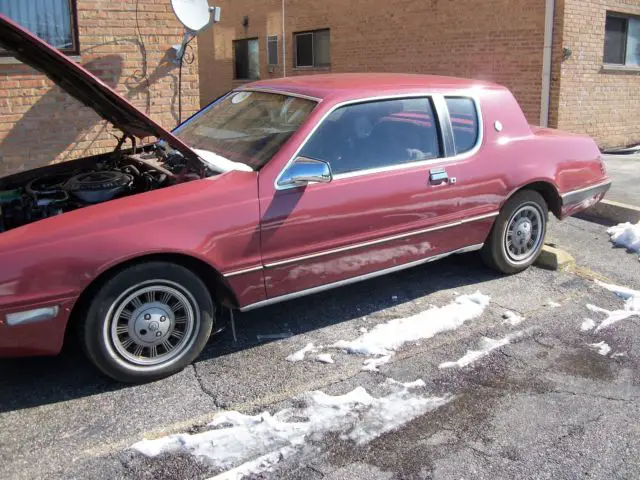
top-left (481, 190), bottom-right (548, 274)
top-left (81, 261), bottom-right (214, 383)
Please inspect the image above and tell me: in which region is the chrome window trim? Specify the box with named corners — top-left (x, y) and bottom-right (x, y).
top-left (264, 211), bottom-right (498, 268)
top-left (236, 87), bottom-right (323, 103)
top-left (274, 91), bottom-right (484, 190)
top-left (560, 179), bottom-right (612, 200)
top-left (239, 243), bottom-right (484, 312)
top-left (224, 265), bottom-right (264, 278)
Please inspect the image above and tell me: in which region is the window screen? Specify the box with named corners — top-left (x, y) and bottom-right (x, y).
top-left (300, 97), bottom-right (441, 175)
top-left (0, 0), bottom-right (77, 54)
top-left (446, 97), bottom-right (479, 155)
top-left (267, 35), bottom-right (278, 66)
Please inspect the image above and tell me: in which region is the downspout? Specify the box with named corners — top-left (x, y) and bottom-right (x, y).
top-left (282, 0), bottom-right (286, 77)
top-left (540, 0), bottom-right (555, 127)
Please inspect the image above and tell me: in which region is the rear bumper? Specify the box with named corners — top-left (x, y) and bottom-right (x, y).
top-left (560, 179), bottom-right (612, 218)
top-left (0, 297), bottom-right (75, 357)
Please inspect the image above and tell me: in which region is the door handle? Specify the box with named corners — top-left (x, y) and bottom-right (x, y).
top-left (429, 168), bottom-right (448, 185)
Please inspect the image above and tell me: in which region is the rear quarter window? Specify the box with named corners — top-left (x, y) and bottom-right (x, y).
top-left (445, 97), bottom-right (479, 155)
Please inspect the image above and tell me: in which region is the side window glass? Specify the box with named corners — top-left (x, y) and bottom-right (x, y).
top-left (445, 97), bottom-right (479, 155)
top-left (300, 97), bottom-right (442, 175)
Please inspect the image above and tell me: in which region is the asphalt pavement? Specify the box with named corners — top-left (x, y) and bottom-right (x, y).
top-left (1, 214), bottom-right (639, 480)
top-left (602, 153), bottom-right (640, 206)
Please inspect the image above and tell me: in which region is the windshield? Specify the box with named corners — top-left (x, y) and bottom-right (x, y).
top-left (173, 91), bottom-right (317, 170)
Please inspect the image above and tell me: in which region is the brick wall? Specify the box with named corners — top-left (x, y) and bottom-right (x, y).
top-left (199, 0), bottom-right (547, 124)
top-left (0, 0), bottom-right (200, 177)
top-left (555, 0), bottom-right (640, 148)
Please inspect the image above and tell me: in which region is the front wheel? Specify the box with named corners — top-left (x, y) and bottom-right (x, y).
top-left (81, 262), bottom-right (214, 383)
top-left (482, 190), bottom-right (548, 274)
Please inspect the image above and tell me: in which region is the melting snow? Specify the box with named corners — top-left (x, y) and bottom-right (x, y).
top-left (332, 292), bottom-right (490, 366)
top-left (581, 318), bottom-right (596, 331)
top-left (607, 222), bottom-right (640, 259)
top-left (362, 355), bottom-right (391, 372)
top-left (588, 341), bottom-right (611, 356)
top-left (545, 301), bottom-right (561, 308)
top-left (286, 343), bottom-right (316, 362)
top-left (588, 280), bottom-right (640, 332)
top-left (132, 380), bottom-right (451, 478)
top-left (315, 354), bottom-right (334, 364)
top-left (502, 310), bottom-right (524, 326)
top-left (439, 332), bottom-right (522, 369)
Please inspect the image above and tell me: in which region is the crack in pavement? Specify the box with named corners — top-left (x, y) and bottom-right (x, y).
top-left (550, 389), bottom-right (638, 403)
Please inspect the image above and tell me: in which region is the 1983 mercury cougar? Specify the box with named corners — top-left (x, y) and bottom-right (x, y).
top-left (0, 15), bottom-right (610, 382)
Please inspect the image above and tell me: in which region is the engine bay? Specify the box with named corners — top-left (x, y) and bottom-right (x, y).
top-left (0, 147), bottom-right (208, 233)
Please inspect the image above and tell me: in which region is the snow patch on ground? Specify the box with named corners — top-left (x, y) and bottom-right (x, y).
top-left (607, 222), bottom-right (640, 259)
top-left (588, 280), bottom-right (640, 332)
top-left (545, 301), bottom-right (561, 308)
top-left (438, 332), bottom-right (523, 369)
top-left (588, 341), bottom-right (612, 356)
top-left (315, 354), bottom-right (334, 364)
top-left (362, 355), bottom-right (391, 372)
top-left (132, 380), bottom-right (451, 478)
top-left (286, 343), bottom-right (316, 362)
top-left (502, 310), bottom-right (524, 326)
top-left (332, 292), bottom-right (490, 368)
top-left (581, 318), bottom-right (596, 331)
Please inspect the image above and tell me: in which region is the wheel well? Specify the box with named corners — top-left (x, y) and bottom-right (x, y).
top-left (65, 253), bottom-right (239, 338)
top-left (514, 181), bottom-right (562, 219)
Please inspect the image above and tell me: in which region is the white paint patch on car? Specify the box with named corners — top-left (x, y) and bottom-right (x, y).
top-left (132, 379), bottom-right (452, 478)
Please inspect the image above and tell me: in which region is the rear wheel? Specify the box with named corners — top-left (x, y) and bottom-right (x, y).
top-left (482, 190), bottom-right (548, 274)
top-left (81, 262), bottom-right (214, 383)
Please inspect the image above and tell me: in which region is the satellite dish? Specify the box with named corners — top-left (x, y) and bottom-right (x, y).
top-left (170, 0), bottom-right (221, 62)
top-left (171, 0), bottom-right (213, 32)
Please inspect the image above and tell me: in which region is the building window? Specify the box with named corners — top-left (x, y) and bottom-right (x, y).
top-left (604, 13), bottom-right (640, 66)
top-left (267, 35), bottom-right (278, 66)
top-left (234, 38), bottom-right (260, 80)
top-left (294, 29), bottom-right (330, 68)
top-left (0, 0), bottom-right (79, 55)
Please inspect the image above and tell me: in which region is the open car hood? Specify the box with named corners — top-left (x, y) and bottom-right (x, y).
top-left (0, 14), bottom-right (200, 166)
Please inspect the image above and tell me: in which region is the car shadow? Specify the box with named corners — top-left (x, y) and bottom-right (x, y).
top-left (0, 253), bottom-right (499, 413)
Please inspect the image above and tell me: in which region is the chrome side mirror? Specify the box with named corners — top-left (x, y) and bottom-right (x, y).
top-left (278, 157), bottom-right (332, 188)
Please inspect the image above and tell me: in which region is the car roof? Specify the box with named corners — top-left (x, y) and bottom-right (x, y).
top-left (241, 73), bottom-right (505, 102)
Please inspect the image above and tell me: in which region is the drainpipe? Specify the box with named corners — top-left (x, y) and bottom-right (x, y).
top-left (540, 0), bottom-right (555, 127)
top-left (282, 0), bottom-right (286, 77)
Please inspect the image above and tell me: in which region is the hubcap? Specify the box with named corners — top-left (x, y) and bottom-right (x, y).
top-left (504, 204), bottom-right (544, 264)
top-left (107, 283), bottom-right (198, 367)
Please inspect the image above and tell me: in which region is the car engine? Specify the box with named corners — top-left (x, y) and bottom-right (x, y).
top-left (0, 148), bottom-right (207, 233)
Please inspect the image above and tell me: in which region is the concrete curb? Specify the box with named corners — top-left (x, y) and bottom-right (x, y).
top-left (535, 245), bottom-right (575, 271)
top-left (585, 199), bottom-right (640, 224)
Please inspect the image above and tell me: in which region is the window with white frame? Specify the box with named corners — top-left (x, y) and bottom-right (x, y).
top-left (604, 12), bottom-right (640, 66)
top-left (0, 0), bottom-right (78, 55)
top-left (294, 29), bottom-right (330, 68)
top-left (267, 35), bottom-right (278, 66)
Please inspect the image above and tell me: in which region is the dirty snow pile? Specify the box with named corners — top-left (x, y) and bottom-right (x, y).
top-left (502, 310), bottom-right (524, 326)
top-left (607, 222), bottom-right (640, 260)
top-left (588, 341), bottom-right (612, 356)
top-left (581, 280), bottom-right (640, 333)
top-left (438, 331), bottom-right (524, 369)
top-left (132, 379), bottom-right (451, 479)
top-left (330, 292), bottom-right (490, 371)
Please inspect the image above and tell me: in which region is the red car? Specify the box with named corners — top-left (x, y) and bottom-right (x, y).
top-left (0, 15), bottom-right (610, 382)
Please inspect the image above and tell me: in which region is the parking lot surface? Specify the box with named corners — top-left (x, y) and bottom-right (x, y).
top-left (1, 215), bottom-right (639, 480)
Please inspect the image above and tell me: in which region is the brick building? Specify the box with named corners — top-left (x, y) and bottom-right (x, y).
top-left (198, 0), bottom-right (640, 149)
top-left (0, 0), bottom-right (200, 177)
